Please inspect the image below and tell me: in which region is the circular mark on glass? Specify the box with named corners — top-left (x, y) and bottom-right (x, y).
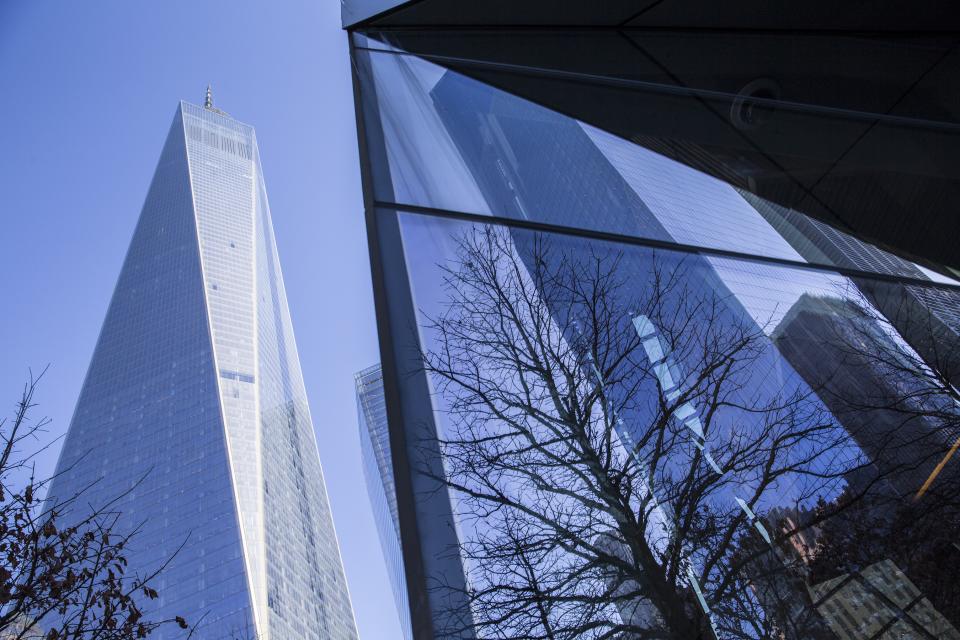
top-left (731, 78), bottom-right (780, 130)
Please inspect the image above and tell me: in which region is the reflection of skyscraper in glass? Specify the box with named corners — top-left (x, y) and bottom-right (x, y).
top-left (593, 533), bottom-right (663, 633)
top-left (750, 196), bottom-right (960, 388)
top-left (355, 364), bottom-right (412, 640)
top-left (429, 72), bottom-right (669, 240)
top-left (771, 293), bottom-right (954, 497)
top-left (48, 95), bottom-right (358, 639)
top-left (808, 559), bottom-right (960, 639)
top-left (346, 16), bottom-right (960, 636)
top-left (427, 68), bottom-right (841, 495)
top-left (427, 67), bottom-right (854, 630)
top-left (427, 68), bottom-right (826, 339)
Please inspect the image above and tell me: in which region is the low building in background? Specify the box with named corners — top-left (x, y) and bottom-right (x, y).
top-left (809, 559), bottom-right (960, 639)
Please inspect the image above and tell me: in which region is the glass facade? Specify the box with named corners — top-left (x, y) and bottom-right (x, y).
top-left (346, 16), bottom-right (960, 275)
top-left (355, 364), bottom-right (413, 640)
top-left (346, 18), bottom-right (960, 640)
top-left (48, 101), bottom-right (358, 640)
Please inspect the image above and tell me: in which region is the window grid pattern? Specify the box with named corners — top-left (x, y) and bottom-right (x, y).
top-left (182, 101), bottom-right (358, 640)
top-left (183, 102), bottom-right (266, 633)
top-left (48, 108), bottom-right (254, 638)
top-left (356, 365), bottom-right (412, 640)
top-left (253, 161), bottom-right (359, 640)
top-left (50, 101), bottom-right (358, 640)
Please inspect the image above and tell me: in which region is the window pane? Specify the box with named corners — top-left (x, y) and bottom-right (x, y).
top-left (358, 47), bottom-right (959, 287)
top-left (382, 207), bottom-right (960, 639)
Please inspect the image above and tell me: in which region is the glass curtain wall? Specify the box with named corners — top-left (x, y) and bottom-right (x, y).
top-left (349, 35), bottom-right (960, 640)
top-left (356, 365), bottom-right (414, 640)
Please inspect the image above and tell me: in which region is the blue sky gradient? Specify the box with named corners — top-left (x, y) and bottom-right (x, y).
top-left (0, 1), bottom-right (395, 637)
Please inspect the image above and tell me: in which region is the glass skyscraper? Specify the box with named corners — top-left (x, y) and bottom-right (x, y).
top-left (355, 364), bottom-right (413, 640)
top-left (343, 4), bottom-right (960, 639)
top-left (48, 94), bottom-right (358, 640)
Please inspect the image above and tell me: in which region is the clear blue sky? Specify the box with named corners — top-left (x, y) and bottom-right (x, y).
top-left (0, 2), bottom-right (396, 638)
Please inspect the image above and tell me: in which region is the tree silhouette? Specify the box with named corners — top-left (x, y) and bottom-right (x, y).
top-left (0, 371), bottom-right (192, 640)
top-left (415, 227), bottom-right (888, 639)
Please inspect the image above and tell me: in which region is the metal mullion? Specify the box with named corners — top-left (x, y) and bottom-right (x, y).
top-left (351, 42), bottom-right (960, 133)
top-left (373, 200), bottom-right (960, 293)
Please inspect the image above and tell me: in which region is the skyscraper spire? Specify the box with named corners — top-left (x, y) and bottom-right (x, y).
top-left (46, 100), bottom-right (359, 639)
top-left (204, 83), bottom-right (213, 109)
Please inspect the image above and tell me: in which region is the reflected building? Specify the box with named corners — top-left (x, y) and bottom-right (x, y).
top-left (355, 364), bottom-right (413, 640)
top-left (342, 3), bottom-right (960, 638)
top-left (772, 295), bottom-right (960, 636)
top-left (771, 294), bottom-right (957, 498)
top-left (429, 72), bottom-right (669, 240)
top-left (735, 507), bottom-right (833, 640)
top-left (47, 92), bottom-right (358, 639)
top-left (751, 196), bottom-right (960, 389)
top-left (427, 64), bottom-right (878, 630)
top-left (808, 559), bottom-right (960, 640)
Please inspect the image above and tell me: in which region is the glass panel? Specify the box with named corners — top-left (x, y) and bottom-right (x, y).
top-left (357, 47), bottom-right (494, 216)
top-left (385, 207), bottom-right (960, 639)
top-left (358, 48), bottom-right (960, 283)
top-left (360, 29), bottom-right (960, 125)
top-left (47, 109), bottom-right (255, 637)
top-left (352, 31), bottom-right (408, 52)
top-left (356, 365), bottom-right (414, 640)
top-left (355, 29), bottom-right (960, 274)
top-left (341, 0), bottom-right (409, 28)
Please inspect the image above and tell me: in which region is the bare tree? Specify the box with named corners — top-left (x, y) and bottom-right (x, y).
top-left (415, 227), bottom-right (869, 639)
top-left (0, 371), bottom-right (191, 640)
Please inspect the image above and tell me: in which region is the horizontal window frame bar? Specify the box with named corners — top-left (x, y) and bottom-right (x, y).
top-left (353, 43), bottom-right (960, 133)
top-left (352, 24), bottom-right (960, 38)
top-left (375, 199), bottom-right (960, 292)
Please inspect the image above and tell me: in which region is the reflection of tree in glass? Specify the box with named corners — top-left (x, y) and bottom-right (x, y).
top-left (416, 226), bottom-right (887, 639)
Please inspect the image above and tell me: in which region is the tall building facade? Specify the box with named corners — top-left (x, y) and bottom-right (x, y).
top-left (772, 294), bottom-right (957, 498)
top-left (749, 196), bottom-right (960, 389)
top-left (343, 4), bottom-right (960, 638)
top-left (355, 364), bottom-right (413, 640)
top-left (49, 95), bottom-right (358, 640)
